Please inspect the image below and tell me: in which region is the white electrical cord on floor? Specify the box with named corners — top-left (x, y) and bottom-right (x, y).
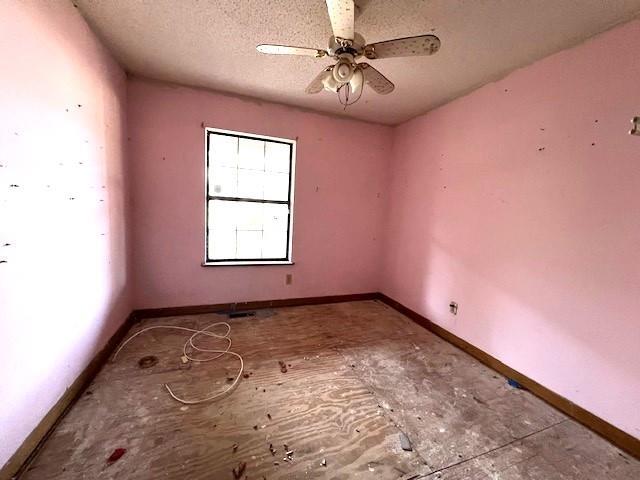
top-left (112, 321), bottom-right (244, 405)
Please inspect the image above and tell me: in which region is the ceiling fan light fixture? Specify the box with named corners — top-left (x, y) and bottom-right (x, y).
top-left (332, 58), bottom-right (354, 83)
top-left (349, 67), bottom-right (364, 95)
top-left (322, 73), bottom-right (340, 93)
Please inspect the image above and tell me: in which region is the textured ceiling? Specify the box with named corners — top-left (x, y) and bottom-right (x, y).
top-left (75, 0), bottom-right (640, 125)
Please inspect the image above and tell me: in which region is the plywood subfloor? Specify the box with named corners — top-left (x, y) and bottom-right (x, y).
top-left (21, 301), bottom-right (639, 479)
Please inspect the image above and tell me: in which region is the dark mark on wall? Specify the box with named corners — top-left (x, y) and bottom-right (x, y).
top-left (77, 104), bottom-right (82, 108)
top-left (538, 147), bottom-right (545, 151)
top-left (0, 260), bottom-right (7, 264)
top-left (591, 143), bottom-right (596, 146)
top-left (69, 197), bottom-right (75, 200)
top-left (540, 128), bottom-right (545, 131)
top-left (595, 119), bottom-right (598, 123)
top-left (3, 243), bottom-right (10, 247)
top-left (9, 184), bottom-right (19, 187)
top-left (504, 89), bottom-right (508, 92)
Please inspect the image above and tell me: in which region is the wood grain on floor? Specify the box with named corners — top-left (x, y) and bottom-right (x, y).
top-left (20, 301), bottom-right (640, 479)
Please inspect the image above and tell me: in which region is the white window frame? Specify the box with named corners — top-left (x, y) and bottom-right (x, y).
top-left (203, 127), bottom-right (296, 266)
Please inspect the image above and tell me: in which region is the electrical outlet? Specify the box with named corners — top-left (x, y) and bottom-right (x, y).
top-left (285, 273), bottom-right (293, 285)
top-left (449, 301), bottom-right (458, 315)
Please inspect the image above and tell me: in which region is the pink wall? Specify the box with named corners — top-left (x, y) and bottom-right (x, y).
top-left (382, 20), bottom-right (640, 437)
top-left (0, 0), bottom-right (131, 468)
top-left (128, 79), bottom-right (392, 308)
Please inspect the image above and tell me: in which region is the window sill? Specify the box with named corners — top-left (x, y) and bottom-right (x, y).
top-left (201, 261), bottom-right (295, 267)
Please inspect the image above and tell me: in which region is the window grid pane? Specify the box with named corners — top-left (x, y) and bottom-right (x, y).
top-left (206, 130), bottom-right (294, 263)
top-left (207, 200), bottom-right (289, 260)
top-left (209, 133), bottom-right (290, 202)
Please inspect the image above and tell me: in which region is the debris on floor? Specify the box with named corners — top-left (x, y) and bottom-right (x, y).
top-left (232, 461), bottom-right (246, 479)
top-left (507, 378), bottom-right (524, 389)
top-left (399, 432), bottom-right (413, 451)
top-left (138, 355), bottom-right (158, 368)
top-left (321, 458), bottom-right (327, 467)
top-left (107, 448), bottom-right (126, 463)
top-left (283, 444), bottom-right (294, 462)
top-left (232, 443), bottom-right (238, 453)
top-left (278, 360), bottom-right (288, 373)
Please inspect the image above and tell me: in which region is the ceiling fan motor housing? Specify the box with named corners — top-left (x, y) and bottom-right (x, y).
top-left (327, 34), bottom-right (365, 57)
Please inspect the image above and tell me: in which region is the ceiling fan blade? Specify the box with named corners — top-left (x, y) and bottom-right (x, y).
top-left (325, 0), bottom-right (355, 40)
top-left (305, 67), bottom-right (333, 94)
top-left (257, 44), bottom-right (327, 58)
top-left (359, 63), bottom-right (394, 95)
top-left (364, 34), bottom-right (441, 59)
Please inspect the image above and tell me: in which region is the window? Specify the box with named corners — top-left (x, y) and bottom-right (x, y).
top-left (204, 128), bottom-right (295, 265)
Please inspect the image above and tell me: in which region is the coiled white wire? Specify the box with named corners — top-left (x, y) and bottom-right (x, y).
top-left (112, 321), bottom-right (244, 405)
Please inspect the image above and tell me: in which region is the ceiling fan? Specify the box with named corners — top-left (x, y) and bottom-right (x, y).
top-left (256, 0), bottom-right (441, 105)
